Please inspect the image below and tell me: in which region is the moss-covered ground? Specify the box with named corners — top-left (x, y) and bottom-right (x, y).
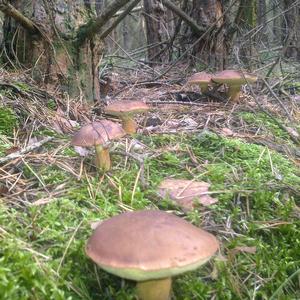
top-left (1, 105), bottom-right (300, 300)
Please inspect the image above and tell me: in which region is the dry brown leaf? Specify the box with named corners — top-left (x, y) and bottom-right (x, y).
top-left (158, 178), bottom-right (218, 211)
top-left (230, 246), bottom-right (257, 255)
top-left (221, 128), bottom-right (235, 136)
top-left (53, 107), bottom-right (79, 134)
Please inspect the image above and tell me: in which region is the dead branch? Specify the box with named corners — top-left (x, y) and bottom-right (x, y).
top-left (0, 0), bottom-right (39, 35)
top-left (76, 0), bottom-right (132, 45)
top-left (113, 5), bottom-right (142, 16)
top-left (99, 0), bottom-right (141, 40)
top-left (0, 137), bottom-right (54, 165)
top-left (161, 0), bottom-right (205, 36)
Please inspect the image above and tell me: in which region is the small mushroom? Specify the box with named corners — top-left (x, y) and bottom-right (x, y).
top-left (188, 72), bottom-right (212, 93)
top-left (86, 210), bottom-right (219, 300)
top-left (212, 70), bottom-right (257, 102)
top-left (104, 100), bottom-right (150, 134)
top-left (71, 120), bottom-right (125, 172)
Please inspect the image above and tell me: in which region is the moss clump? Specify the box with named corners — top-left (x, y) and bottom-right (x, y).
top-left (0, 106), bottom-right (18, 136)
top-left (238, 111), bottom-right (290, 139)
top-left (1, 132), bottom-right (299, 299)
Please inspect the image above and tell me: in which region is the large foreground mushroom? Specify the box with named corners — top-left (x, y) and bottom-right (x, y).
top-left (212, 70), bottom-right (257, 102)
top-left (71, 120), bottom-right (125, 172)
top-left (86, 210), bottom-right (219, 300)
top-left (104, 100), bottom-right (150, 134)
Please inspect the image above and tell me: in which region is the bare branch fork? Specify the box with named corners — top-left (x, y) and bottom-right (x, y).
top-left (161, 0), bottom-right (205, 36)
top-left (99, 0), bottom-right (142, 40)
top-left (76, 0), bottom-right (133, 45)
top-left (0, 0), bottom-right (139, 44)
top-left (0, 0), bottom-right (39, 35)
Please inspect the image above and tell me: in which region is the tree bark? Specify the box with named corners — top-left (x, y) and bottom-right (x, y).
top-left (283, 0), bottom-right (300, 60)
top-left (257, 0), bottom-right (268, 45)
top-left (0, 0), bottom-right (134, 102)
top-left (190, 0), bottom-right (226, 70)
top-left (143, 0), bottom-right (169, 64)
top-left (235, 0), bottom-right (258, 68)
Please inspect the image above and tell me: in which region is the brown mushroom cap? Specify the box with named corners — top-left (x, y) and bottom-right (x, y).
top-left (86, 210), bottom-right (219, 281)
top-left (212, 70), bottom-right (257, 85)
top-left (71, 120), bottom-right (125, 147)
top-left (188, 72), bottom-right (212, 84)
top-left (104, 101), bottom-right (150, 117)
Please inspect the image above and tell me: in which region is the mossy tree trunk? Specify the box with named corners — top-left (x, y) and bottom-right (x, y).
top-left (190, 0), bottom-right (226, 70)
top-left (1, 0), bottom-right (132, 102)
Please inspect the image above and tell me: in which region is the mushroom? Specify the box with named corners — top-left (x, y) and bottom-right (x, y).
top-left (187, 72), bottom-right (212, 93)
top-left (86, 210), bottom-right (219, 300)
top-left (71, 120), bottom-right (125, 172)
top-left (211, 70), bottom-right (257, 102)
top-left (158, 178), bottom-right (218, 212)
top-left (104, 100), bottom-right (150, 134)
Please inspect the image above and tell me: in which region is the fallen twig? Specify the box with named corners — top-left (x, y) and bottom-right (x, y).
top-left (0, 136), bottom-right (54, 164)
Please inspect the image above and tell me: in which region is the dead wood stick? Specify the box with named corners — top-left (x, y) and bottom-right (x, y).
top-left (0, 0), bottom-right (39, 35)
top-left (99, 0), bottom-right (141, 39)
top-left (76, 0), bottom-right (131, 45)
top-left (145, 100), bottom-right (223, 107)
top-left (161, 0), bottom-right (205, 36)
top-left (0, 136), bottom-right (54, 165)
top-left (261, 78), bottom-right (293, 122)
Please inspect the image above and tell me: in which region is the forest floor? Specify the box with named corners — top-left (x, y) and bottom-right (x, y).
top-left (0, 64), bottom-right (300, 300)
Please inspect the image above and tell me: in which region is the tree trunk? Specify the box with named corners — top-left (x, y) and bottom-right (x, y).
top-left (190, 0), bottom-right (226, 70)
top-left (143, 0), bottom-right (168, 64)
top-left (2, 0), bottom-right (102, 102)
top-left (283, 0), bottom-right (300, 61)
top-left (257, 0), bottom-right (268, 45)
top-left (236, 0), bottom-right (258, 69)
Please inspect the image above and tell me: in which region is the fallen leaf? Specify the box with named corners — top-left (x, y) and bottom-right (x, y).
top-left (158, 178), bottom-right (218, 211)
top-left (221, 128), bottom-right (235, 136)
top-left (0, 185), bottom-right (9, 196)
top-left (53, 107), bottom-right (79, 134)
top-left (5, 146), bottom-right (20, 155)
top-left (230, 246), bottom-right (257, 255)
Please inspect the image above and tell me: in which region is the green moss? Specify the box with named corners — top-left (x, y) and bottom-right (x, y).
top-left (238, 111), bottom-right (290, 139)
top-left (0, 135), bottom-right (13, 157)
top-left (0, 106), bottom-right (18, 136)
top-left (1, 133), bottom-right (299, 299)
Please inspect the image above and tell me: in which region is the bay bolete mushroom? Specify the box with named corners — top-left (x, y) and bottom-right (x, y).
top-left (71, 120), bottom-right (125, 172)
top-left (188, 72), bottom-right (212, 93)
top-left (104, 100), bottom-right (150, 134)
top-left (86, 210), bottom-right (219, 300)
top-left (212, 70), bottom-right (257, 102)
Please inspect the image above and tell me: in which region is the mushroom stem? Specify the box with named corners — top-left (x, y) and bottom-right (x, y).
top-left (227, 85), bottom-right (241, 102)
top-left (94, 144), bottom-right (111, 172)
top-left (199, 83), bottom-right (209, 93)
top-left (121, 117), bottom-right (137, 134)
top-left (136, 277), bottom-right (172, 300)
